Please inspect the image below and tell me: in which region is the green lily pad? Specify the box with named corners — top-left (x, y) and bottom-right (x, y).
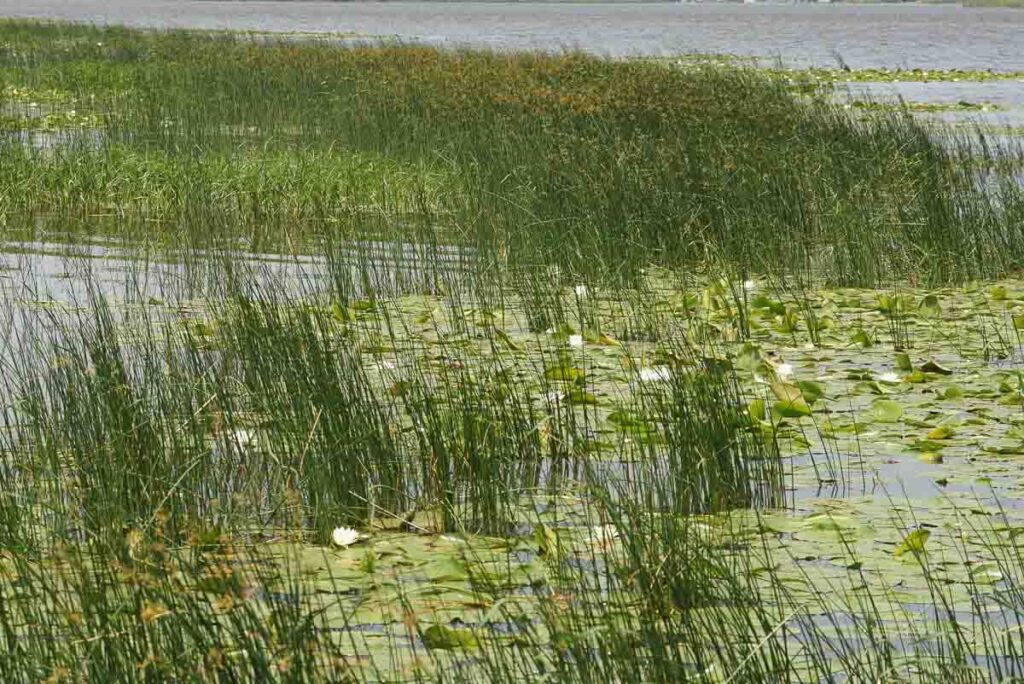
top-left (919, 360), bottom-right (953, 375)
top-left (894, 529), bottom-right (931, 558)
top-left (870, 399), bottom-right (903, 424)
top-left (568, 389), bottom-right (599, 406)
top-left (544, 365), bottom-right (585, 382)
top-left (426, 558), bottom-right (470, 582)
top-left (925, 425), bottom-right (955, 441)
top-left (421, 624), bottom-right (478, 650)
top-left (794, 380), bottom-right (825, 404)
top-left (772, 381), bottom-right (812, 418)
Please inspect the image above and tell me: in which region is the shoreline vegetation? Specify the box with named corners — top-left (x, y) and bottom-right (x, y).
top-left (2, 19), bottom-right (1024, 682)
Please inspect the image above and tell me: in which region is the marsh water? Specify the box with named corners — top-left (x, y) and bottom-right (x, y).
top-left (3, 1), bottom-right (1024, 69)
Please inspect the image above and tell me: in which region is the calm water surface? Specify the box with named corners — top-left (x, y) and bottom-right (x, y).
top-left (2, 1), bottom-right (1024, 69)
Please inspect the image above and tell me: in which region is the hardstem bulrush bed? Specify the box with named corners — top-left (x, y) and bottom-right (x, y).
top-left (2, 18), bottom-right (1024, 683)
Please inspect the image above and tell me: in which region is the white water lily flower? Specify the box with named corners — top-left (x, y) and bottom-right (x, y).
top-left (878, 371), bottom-right (901, 383)
top-left (743, 279), bottom-right (757, 291)
top-left (774, 362), bottom-right (794, 380)
top-left (639, 366), bottom-right (672, 383)
top-left (568, 334), bottom-right (584, 349)
top-left (574, 284), bottom-right (589, 298)
top-left (331, 527), bottom-right (363, 548)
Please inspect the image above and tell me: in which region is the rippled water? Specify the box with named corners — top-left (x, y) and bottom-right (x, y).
top-left (3, 1), bottom-right (1024, 70)
top-left (842, 80), bottom-right (1024, 128)
top-left (0, 238), bottom-right (471, 308)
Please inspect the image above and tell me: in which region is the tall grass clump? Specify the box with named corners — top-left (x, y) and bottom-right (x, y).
top-left (645, 363), bottom-right (784, 513)
top-left (0, 21), bottom-right (1021, 285)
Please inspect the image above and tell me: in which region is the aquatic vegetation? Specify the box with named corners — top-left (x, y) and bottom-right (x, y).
top-left (846, 99), bottom-right (1003, 113)
top-left (1, 18), bottom-right (1024, 684)
top-left (1, 20), bottom-right (1022, 284)
top-left (772, 65), bottom-right (1024, 85)
top-left (3, 251), bottom-right (1024, 679)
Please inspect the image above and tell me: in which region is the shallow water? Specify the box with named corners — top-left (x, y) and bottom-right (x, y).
top-left (4, 1), bottom-right (1024, 70)
top-left (842, 80), bottom-right (1024, 128)
top-left (0, 238), bottom-right (471, 306)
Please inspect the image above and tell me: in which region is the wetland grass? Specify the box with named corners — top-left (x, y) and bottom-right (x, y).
top-left (3, 18), bottom-right (1024, 683)
top-left (1, 20), bottom-right (1023, 283)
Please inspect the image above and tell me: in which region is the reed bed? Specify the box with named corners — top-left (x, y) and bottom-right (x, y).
top-left (1, 18), bottom-right (1024, 683)
top-left (1, 20), bottom-right (1023, 284)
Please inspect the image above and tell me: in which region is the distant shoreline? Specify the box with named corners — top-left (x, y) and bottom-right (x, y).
top-left (187, 0), bottom-right (1016, 4)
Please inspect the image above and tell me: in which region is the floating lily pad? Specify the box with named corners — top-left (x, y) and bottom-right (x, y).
top-left (894, 529), bottom-right (931, 558)
top-left (544, 365), bottom-right (585, 382)
top-left (421, 624), bottom-right (478, 650)
top-left (871, 399), bottom-right (903, 424)
top-left (919, 360), bottom-right (953, 375)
